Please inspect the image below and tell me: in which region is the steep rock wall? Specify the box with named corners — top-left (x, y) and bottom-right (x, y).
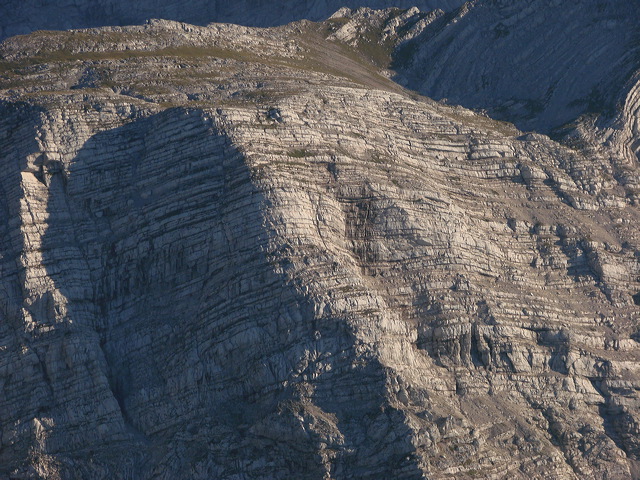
top-left (1, 88), bottom-right (640, 478)
top-left (0, 17), bottom-right (639, 480)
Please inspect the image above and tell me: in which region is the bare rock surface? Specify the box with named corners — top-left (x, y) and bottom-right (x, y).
top-left (327, 2), bottom-right (640, 225)
top-left (0, 12), bottom-right (639, 480)
top-left (367, 1), bottom-right (640, 133)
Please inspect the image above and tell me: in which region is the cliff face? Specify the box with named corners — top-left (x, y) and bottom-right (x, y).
top-left (328, 2), bottom-right (640, 217)
top-left (379, 0), bottom-right (640, 134)
top-left (1, 11), bottom-right (640, 480)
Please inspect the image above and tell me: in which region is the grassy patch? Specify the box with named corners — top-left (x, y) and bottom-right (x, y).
top-left (0, 44), bottom-right (260, 78)
top-left (287, 149), bottom-right (312, 158)
top-left (391, 40), bottom-right (419, 69)
top-left (357, 29), bottom-right (395, 68)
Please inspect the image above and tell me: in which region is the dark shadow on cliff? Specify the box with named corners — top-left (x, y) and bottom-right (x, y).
top-left (34, 106), bottom-right (425, 479)
top-left (388, 0), bottom-right (640, 136)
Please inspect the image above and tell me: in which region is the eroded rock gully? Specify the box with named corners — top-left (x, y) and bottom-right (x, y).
top-left (0, 12), bottom-right (639, 480)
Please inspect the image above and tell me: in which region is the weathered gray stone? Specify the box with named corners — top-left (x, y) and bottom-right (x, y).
top-left (0, 10), bottom-right (639, 480)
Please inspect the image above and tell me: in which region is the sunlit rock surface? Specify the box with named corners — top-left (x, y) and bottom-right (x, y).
top-left (0, 10), bottom-right (639, 480)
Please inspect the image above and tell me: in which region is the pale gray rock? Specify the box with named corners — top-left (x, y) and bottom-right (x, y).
top-left (327, 2), bottom-right (640, 221)
top-left (0, 13), bottom-right (639, 480)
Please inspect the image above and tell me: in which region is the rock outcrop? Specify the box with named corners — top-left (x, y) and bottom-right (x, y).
top-left (0, 11), bottom-right (639, 480)
top-left (365, 0), bottom-right (640, 134)
top-left (328, 1), bottom-right (640, 224)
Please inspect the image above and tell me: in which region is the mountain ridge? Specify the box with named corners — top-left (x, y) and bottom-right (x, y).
top-left (0, 6), bottom-right (639, 480)
top-left (0, 0), bottom-right (466, 40)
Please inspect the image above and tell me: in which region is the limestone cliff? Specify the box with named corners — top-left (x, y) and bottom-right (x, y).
top-left (0, 12), bottom-right (639, 480)
top-left (327, 2), bottom-right (640, 223)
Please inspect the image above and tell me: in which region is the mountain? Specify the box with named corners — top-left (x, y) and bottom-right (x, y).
top-left (387, 0), bottom-right (640, 132)
top-left (0, 0), bottom-right (466, 39)
top-left (327, 2), bottom-right (640, 213)
top-left (328, 3), bottom-right (640, 145)
top-left (0, 6), bottom-right (639, 480)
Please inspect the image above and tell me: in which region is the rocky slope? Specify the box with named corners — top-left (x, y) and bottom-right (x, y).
top-left (387, 1), bottom-right (640, 132)
top-left (0, 11), bottom-right (639, 480)
top-left (0, 0), bottom-right (466, 40)
top-left (329, 4), bottom-right (640, 133)
top-left (327, 1), bottom-right (640, 216)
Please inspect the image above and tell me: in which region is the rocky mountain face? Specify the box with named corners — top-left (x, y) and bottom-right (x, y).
top-left (0, 4), bottom-right (639, 480)
top-left (385, 0), bottom-right (640, 132)
top-left (0, 0), bottom-right (466, 40)
top-left (327, 2), bottom-right (640, 230)
top-left (329, 2), bottom-right (640, 153)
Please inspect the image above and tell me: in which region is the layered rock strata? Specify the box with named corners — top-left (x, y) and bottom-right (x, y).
top-left (327, 2), bottom-right (640, 220)
top-left (0, 15), bottom-right (639, 480)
